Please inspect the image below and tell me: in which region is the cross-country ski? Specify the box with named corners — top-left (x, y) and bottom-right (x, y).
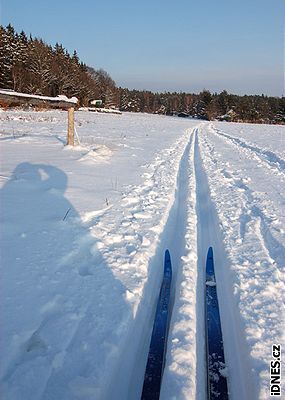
top-left (205, 247), bottom-right (229, 400)
top-left (141, 250), bottom-right (172, 400)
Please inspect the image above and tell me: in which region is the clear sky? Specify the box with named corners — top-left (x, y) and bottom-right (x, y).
top-left (0, 0), bottom-right (283, 96)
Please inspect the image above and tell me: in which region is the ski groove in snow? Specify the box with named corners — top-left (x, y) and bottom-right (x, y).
top-left (215, 167), bottom-right (285, 270)
top-left (194, 126), bottom-right (258, 400)
top-left (210, 123), bottom-right (285, 176)
top-left (197, 123), bottom-right (284, 399)
top-left (160, 126), bottom-right (198, 400)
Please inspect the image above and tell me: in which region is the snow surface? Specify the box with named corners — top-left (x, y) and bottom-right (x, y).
top-left (0, 110), bottom-right (284, 400)
top-left (78, 107), bottom-right (122, 115)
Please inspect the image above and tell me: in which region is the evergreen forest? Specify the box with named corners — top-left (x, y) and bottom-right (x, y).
top-left (0, 24), bottom-right (284, 124)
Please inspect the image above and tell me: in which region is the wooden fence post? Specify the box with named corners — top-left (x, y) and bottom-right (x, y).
top-left (67, 107), bottom-right (75, 146)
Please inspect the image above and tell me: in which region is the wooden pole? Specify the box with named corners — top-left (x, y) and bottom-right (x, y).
top-left (67, 107), bottom-right (75, 146)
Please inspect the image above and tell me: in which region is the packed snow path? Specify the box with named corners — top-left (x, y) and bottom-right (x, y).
top-left (0, 111), bottom-right (284, 400)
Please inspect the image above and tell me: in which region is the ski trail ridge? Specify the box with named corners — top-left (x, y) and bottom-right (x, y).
top-left (194, 126), bottom-right (258, 400)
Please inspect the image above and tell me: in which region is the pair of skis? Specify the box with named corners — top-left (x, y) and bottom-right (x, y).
top-left (141, 247), bottom-right (229, 399)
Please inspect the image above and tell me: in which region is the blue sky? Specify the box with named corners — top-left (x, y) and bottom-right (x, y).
top-left (0, 0), bottom-right (283, 96)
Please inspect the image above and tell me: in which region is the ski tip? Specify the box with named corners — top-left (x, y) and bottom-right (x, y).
top-left (207, 246), bottom-right (213, 259)
top-left (164, 250), bottom-right (172, 275)
top-left (165, 249), bottom-right (170, 260)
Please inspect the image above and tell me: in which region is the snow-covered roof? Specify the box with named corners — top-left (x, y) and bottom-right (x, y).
top-left (0, 89), bottom-right (78, 104)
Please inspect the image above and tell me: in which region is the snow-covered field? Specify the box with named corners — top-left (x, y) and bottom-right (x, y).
top-left (0, 110), bottom-right (284, 400)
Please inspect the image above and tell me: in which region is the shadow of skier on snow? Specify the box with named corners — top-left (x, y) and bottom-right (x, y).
top-left (0, 162), bottom-right (131, 400)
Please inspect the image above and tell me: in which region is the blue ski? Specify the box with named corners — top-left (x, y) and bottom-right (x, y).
top-left (141, 250), bottom-right (172, 400)
top-left (205, 247), bottom-right (229, 399)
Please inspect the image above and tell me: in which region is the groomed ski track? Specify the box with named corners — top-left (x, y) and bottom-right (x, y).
top-left (103, 125), bottom-right (198, 400)
top-left (193, 128), bottom-right (256, 400)
top-left (197, 123), bottom-right (284, 399)
top-left (139, 123), bottom-right (258, 400)
top-left (134, 127), bottom-right (196, 399)
top-left (209, 123), bottom-right (285, 175)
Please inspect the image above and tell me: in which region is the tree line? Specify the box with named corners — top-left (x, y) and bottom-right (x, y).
top-left (0, 24), bottom-right (117, 106)
top-left (118, 88), bottom-right (285, 124)
top-left (1, 24), bottom-right (284, 124)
